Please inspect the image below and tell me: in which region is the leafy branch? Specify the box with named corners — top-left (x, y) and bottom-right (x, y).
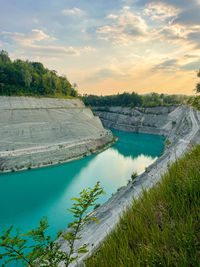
top-left (0, 182), bottom-right (105, 266)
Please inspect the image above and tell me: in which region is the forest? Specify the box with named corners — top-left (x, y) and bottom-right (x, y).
top-left (0, 50), bottom-right (191, 107)
top-left (82, 92), bottom-right (186, 108)
top-left (0, 50), bottom-right (78, 97)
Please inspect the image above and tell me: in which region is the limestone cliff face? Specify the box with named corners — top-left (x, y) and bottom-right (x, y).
top-left (0, 97), bottom-right (113, 172)
top-left (93, 106), bottom-right (187, 136)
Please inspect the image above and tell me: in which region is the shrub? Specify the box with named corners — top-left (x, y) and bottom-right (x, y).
top-left (0, 182), bottom-right (105, 267)
top-left (94, 204), bottom-right (101, 210)
top-left (131, 171), bottom-right (138, 181)
top-left (172, 121), bottom-right (176, 127)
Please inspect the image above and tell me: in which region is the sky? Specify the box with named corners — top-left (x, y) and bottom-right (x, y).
top-left (0, 0), bottom-right (200, 95)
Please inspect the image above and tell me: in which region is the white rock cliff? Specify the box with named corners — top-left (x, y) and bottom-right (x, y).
top-left (0, 97), bottom-right (113, 172)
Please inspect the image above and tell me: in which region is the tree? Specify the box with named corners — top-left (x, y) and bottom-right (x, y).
top-left (0, 50), bottom-right (78, 98)
top-left (196, 69), bottom-right (200, 93)
top-left (0, 50), bottom-right (11, 64)
top-left (0, 182), bottom-right (105, 267)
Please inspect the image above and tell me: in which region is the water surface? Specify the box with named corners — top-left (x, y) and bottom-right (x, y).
top-left (0, 129), bottom-right (164, 265)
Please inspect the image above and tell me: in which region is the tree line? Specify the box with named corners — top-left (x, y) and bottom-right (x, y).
top-left (0, 50), bottom-right (78, 97)
top-left (82, 92), bottom-right (186, 108)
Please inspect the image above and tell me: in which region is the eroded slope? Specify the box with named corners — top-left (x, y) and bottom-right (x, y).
top-left (0, 97), bottom-right (113, 172)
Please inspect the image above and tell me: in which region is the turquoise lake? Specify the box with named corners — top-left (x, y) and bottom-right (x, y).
top-left (0, 129), bottom-right (165, 265)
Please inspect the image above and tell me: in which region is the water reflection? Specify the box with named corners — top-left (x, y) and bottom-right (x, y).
top-left (112, 129), bottom-right (165, 158)
top-left (0, 130), bottom-right (165, 238)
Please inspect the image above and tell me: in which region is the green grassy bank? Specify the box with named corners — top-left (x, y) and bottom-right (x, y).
top-left (86, 145), bottom-right (200, 267)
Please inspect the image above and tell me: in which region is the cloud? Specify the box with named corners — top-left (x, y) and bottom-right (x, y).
top-left (184, 54), bottom-right (200, 58)
top-left (95, 0), bottom-right (200, 75)
top-left (181, 60), bottom-right (200, 71)
top-left (146, 0), bottom-right (196, 8)
top-left (62, 8), bottom-right (83, 16)
top-left (160, 24), bottom-right (198, 39)
top-left (157, 22), bottom-right (200, 52)
top-left (107, 14), bottom-right (118, 19)
top-left (27, 45), bottom-right (82, 56)
top-left (187, 31), bottom-right (200, 49)
top-left (97, 2), bottom-right (200, 49)
top-left (2, 29), bottom-right (94, 56)
top-left (159, 59), bottom-right (177, 66)
top-left (142, 2), bottom-right (200, 47)
top-left (143, 2), bottom-right (180, 21)
top-left (87, 68), bottom-right (129, 82)
top-left (97, 6), bottom-right (148, 44)
top-left (96, 2), bottom-right (200, 62)
top-left (152, 58), bottom-right (178, 72)
top-left (152, 57), bottom-right (200, 73)
top-left (121, 0), bottom-right (138, 2)
top-left (2, 29), bottom-right (54, 47)
top-left (174, 5), bottom-right (200, 26)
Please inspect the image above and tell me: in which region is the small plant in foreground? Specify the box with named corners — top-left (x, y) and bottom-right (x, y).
top-left (0, 182), bottom-right (105, 267)
top-left (172, 120), bottom-right (176, 127)
top-left (94, 204), bottom-right (101, 210)
top-left (131, 171), bottom-right (138, 181)
top-left (165, 138), bottom-right (171, 148)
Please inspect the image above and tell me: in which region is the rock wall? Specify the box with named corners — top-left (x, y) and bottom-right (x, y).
top-left (0, 97), bottom-right (113, 172)
top-left (93, 106), bottom-right (181, 136)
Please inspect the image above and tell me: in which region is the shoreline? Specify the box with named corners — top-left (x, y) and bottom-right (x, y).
top-left (0, 96), bottom-right (114, 173)
top-left (58, 106), bottom-right (200, 266)
top-left (0, 134), bottom-right (117, 174)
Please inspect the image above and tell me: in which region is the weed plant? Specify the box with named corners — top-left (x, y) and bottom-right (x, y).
top-left (0, 182), bottom-right (105, 266)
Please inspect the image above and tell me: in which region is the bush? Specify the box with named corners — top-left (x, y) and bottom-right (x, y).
top-left (131, 171), bottom-right (138, 181)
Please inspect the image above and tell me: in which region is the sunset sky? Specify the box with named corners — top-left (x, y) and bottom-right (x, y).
top-left (0, 0), bottom-right (200, 95)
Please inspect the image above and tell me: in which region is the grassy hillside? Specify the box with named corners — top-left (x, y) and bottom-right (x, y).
top-left (86, 145), bottom-right (200, 266)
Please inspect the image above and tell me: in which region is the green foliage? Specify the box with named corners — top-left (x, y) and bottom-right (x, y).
top-left (82, 92), bottom-right (142, 107)
top-left (190, 96), bottom-right (200, 110)
top-left (164, 138), bottom-right (171, 147)
top-left (0, 50), bottom-right (78, 97)
top-left (94, 204), bottom-right (101, 210)
top-left (82, 92), bottom-right (185, 108)
top-left (0, 182), bottom-right (105, 266)
top-left (196, 69), bottom-right (200, 93)
top-left (86, 145), bottom-right (200, 267)
top-left (131, 171), bottom-right (138, 181)
top-left (172, 120), bottom-right (176, 127)
top-left (190, 69), bottom-right (200, 110)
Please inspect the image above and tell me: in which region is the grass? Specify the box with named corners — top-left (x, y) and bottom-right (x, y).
top-left (1, 92), bottom-right (81, 99)
top-left (164, 138), bottom-right (171, 148)
top-left (85, 145), bottom-right (200, 267)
